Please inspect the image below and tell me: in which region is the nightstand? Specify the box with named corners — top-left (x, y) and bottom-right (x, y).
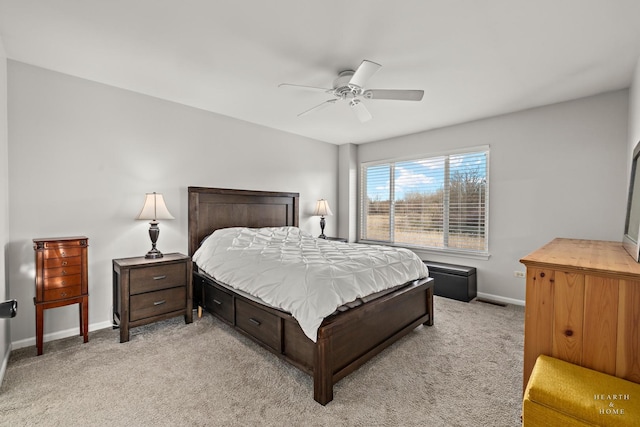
top-left (112, 253), bottom-right (192, 343)
top-left (323, 237), bottom-right (348, 243)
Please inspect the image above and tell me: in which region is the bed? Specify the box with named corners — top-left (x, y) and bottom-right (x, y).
top-left (188, 186), bottom-right (434, 405)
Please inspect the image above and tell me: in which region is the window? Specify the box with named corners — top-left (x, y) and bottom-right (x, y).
top-left (360, 147), bottom-right (489, 255)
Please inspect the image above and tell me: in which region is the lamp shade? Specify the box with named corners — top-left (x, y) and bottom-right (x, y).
top-left (136, 192), bottom-right (175, 221)
top-left (313, 199), bottom-right (333, 217)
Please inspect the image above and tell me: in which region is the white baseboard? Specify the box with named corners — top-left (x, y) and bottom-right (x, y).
top-left (0, 343), bottom-right (11, 385)
top-left (7, 295), bottom-right (525, 351)
top-left (476, 292), bottom-right (525, 306)
top-left (11, 320), bottom-right (113, 350)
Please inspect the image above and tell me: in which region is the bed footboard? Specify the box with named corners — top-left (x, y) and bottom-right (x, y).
top-left (313, 277), bottom-right (434, 405)
top-left (195, 271), bottom-right (434, 405)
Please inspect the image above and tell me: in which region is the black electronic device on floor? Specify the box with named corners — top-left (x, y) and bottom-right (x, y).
top-left (0, 299), bottom-right (17, 319)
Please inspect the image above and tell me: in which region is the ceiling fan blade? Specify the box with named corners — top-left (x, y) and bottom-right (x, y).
top-left (348, 60), bottom-right (381, 88)
top-left (298, 99), bottom-right (338, 117)
top-left (363, 89), bottom-right (424, 101)
top-left (350, 99), bottom-right (372, 122)
top-left (279, 83), bottom-right (333, 93)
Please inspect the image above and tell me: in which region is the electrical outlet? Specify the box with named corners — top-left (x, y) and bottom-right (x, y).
top-left (514, 271), bottom-right (526, 278)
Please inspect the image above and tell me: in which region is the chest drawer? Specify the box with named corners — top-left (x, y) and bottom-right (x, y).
top-left (42, 247), bottom-right (83, 259)
top-left (43, 265), bottom-right (82, 279)
top-left (43, 274), bottom-right (81, 290)
top-left (44, 255), bottom-right (81, 269)
top-left (204, 284), bottom-right (233, 324)
top-left (44, 285), bottom-right (81, 301)
top-left (130, 263), bottom-right (186, 295)
top-left (130, 287), bottom-right (186, 322)
top-left (236, 299), bottom-right (281, 352)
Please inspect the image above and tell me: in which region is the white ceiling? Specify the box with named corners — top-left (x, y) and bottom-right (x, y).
top-left (2, 1), bottom-right (640, 145)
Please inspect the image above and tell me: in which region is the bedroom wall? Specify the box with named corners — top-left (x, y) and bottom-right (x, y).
top-left (6, 61), bottom-right (338, 347)
top-left (337, 143), bottom-right (357, 242)
top-left (629, 57), bottom-right (640, 157)
top-left (0, 39), bottom-right (11, 382)
top-left (356, 90), bottom-right (629, 304)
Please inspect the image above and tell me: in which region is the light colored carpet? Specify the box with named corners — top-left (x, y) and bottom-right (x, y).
top-left (0, 296), bottom-right (524, 426)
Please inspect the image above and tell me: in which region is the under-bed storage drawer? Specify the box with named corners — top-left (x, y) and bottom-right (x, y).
top-left (204, 284), bottom-right (234, 323)
top-left (235, 299), bottom-right (281, 351)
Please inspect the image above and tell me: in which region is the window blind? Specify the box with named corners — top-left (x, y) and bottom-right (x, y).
top-left (361, 148), bottom-right (488, 254)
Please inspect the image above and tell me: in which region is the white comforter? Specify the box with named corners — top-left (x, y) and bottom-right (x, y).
top-left (192, 227), bottom-right (429, 342)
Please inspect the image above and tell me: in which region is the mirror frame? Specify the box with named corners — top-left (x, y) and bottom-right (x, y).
top-left (623, 140), bottom-right (640, 261)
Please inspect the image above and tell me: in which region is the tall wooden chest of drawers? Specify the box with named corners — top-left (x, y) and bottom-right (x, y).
top-left (520, 238), bottom-right (640, 392)
top-left (112, 253), bottom-right (192, 343)
top-left (33, 236), bottom-right (89, 355)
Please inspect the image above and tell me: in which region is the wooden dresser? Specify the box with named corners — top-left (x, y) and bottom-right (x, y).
top-left (112, 253), bottom-right (192, 343)
top-left (33, 236), bottom-right (89, 355)
top-left (520, 238), bottom-right (640, 391)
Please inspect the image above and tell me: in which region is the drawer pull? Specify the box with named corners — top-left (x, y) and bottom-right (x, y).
top-left (61, 280), bottom-right (66, 286)
top-left (61, 270), bottom-right (67, 275)
top-left (60, 292), bottom-right (67, 298)
top-left (153, 275), bottom-right (167, 280)
top-left (249, 318), bottom-right (261, 327)
top-left (153, 300), bottom-right (166, 306)
top-left (212, 299), bottom-right (222, 305)
top-left (61, 251), bottom-right (66, 257)
top-left (62, 261), bottom-right (68, 266)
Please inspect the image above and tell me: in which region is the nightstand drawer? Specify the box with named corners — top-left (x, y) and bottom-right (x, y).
top-left (44, 285), bottom-right (81, 301)
top-left (130, 287), bottom-right (186, 322)
top-left (204, 285), bottom-right (233, 323)
top-left (130, 263), bottom-right (186, 295)
top-left (44, 256), bottom-right (81, 269)
top-left (43, 265), bottom-right (82, 278)
top-left (236, 299), bottom-right (280, 351)
top-left (43, 274), bottom-right (81, 289)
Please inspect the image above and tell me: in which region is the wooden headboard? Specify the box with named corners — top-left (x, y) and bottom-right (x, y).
top-left (187, 187), bottom-right (300, 256)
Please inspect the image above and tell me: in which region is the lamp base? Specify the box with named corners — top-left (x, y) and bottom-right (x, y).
top-left (318, 216), bottom-right (327, 240)
top-left (145, 248), bottom-right (164, 259)
top-left (145, 220), bottom-right (164, 259)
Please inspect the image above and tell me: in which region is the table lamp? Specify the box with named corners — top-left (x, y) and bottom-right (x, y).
top-left (313, 199), bottom-right (333, 239)
top-left (137, 192), bottom-right (174, 259)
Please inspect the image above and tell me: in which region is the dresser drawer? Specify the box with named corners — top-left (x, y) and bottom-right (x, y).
top-left (43, 274), bottom-right (81, 290)
top-left (43, 265), bottom-right (82, 279)
top-left (130, 263), bottom-right (186, 295)
top-left (204, 284), bottom-right (233, 323)
top-left (235, 299), bottom-right (281, 351)
top-left (44, 255), bottom-right (81, 269)
top-left (44, 285), bottom-right (81, 301)
top-left (130, 287), bottom-right (186, 322)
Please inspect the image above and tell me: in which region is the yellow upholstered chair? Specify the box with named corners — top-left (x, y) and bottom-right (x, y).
top-left (523, 355), bottom-right (640, 426)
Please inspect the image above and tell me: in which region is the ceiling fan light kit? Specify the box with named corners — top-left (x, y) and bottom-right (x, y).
top-left (280, 60), bottom-right (424, 122)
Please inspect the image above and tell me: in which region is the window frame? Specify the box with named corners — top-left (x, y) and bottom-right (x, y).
top-left (359, 145), bottom-right (490, 258)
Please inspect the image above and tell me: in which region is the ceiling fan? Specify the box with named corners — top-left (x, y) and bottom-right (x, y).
top-left (278, 60), bottom-right (424, 123)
